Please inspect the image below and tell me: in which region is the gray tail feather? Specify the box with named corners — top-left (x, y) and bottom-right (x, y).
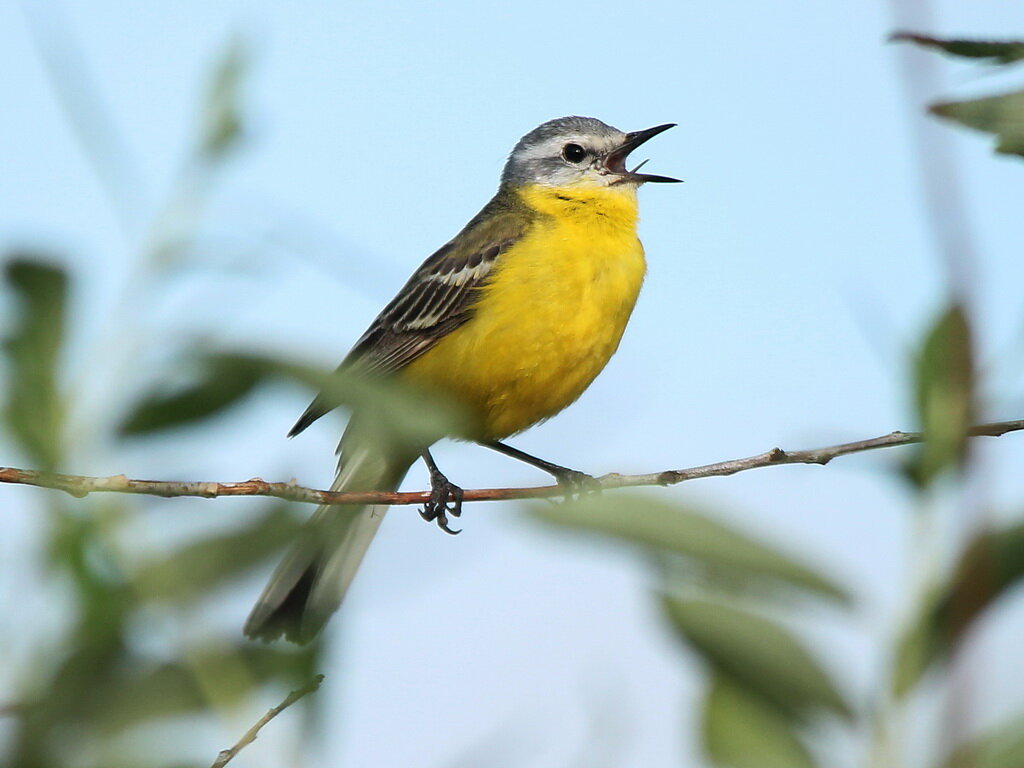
top-left (244, 445), bottom-right (412, 644)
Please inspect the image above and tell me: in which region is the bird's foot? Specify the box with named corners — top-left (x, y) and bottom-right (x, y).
top-left (484, 441), bottom-right (599, 501)
top-left (548, 466), bottom-right (601, 502)
top-left (419, 463), bottom-right (464, 535)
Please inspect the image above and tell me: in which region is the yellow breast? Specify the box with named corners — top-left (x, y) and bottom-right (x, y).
top-left (402, 183), bottom-right (646, 440)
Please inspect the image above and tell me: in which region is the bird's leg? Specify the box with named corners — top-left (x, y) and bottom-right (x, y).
top-left (419, 449), bottom-right (464, 535)
top-left (484, 441), bottom-right (598, 492)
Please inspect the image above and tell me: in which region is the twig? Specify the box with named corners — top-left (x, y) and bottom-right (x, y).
top-left (1, 419), bottom-right (1022, 508)
top-left (210, 673), bottom-right (324, 768)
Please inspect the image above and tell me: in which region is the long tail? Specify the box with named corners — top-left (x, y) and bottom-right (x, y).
top-left (244, 442), bottom-right (414, 644)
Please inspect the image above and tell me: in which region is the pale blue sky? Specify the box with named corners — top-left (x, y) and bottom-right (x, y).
top-left (2, 1), bottom-right (1024, 766)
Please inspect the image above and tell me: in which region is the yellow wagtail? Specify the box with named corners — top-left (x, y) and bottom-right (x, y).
top-left (245, 116), bottom-right (678, 643)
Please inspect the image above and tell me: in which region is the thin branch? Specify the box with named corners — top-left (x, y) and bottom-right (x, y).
top-left (210, 673), bottom-right (324, 768)
top-left (1, 419), bottom-right (1022, 507)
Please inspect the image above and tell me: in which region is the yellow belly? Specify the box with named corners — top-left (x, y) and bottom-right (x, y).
top-left (402, 184), bottom-right (646, 441)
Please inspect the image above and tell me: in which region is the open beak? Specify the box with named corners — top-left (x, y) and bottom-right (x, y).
top-left (604, 123), bottom-right (680, 184)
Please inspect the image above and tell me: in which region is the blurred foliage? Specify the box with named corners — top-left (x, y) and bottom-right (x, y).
top-left (891, 33), bottom-right (1024, 65)
top-left (536, 493), bottom-right (851, 767)
top-left (702, 675), bottom-right (816, 768)
top-left (663, 596), bottom-right (850, 721)
top-left (908, 302), bottom-right (975, 488)
top-left (896, 33), bottom-right (1024, 159)
top-left (118, 351), bottom-right (470, 446)
top-left (534, 494), bottom-right (849, 605)
top-left (894, 521), bottom-right (1024, 696)
top-left (0, 37), bottom-right (323, 768)
top-left (1, 258), bottom-right (321, 768)
top-left (939, 715), bottom-right (1024, 768)
top-left (931, 93), bottom-right (1024, 159)
top-left (134, 505), bottom-right (302, 605)
top-left (118, 354), bottom-right (272, 436)
top-left (198, 38), bottom-right (248, 159)
top-left (3, 257), bottom-right (67, 470)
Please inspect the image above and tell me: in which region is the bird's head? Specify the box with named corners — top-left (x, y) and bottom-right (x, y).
top-left (501, 116), bottom-right (679, 190)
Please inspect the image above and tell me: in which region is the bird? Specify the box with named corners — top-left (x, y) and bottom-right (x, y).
top-left (244, 116), bottom-right (678, 643)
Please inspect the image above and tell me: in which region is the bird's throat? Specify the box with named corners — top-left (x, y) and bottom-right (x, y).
top-left (516, 183), bottom-right (640, 232)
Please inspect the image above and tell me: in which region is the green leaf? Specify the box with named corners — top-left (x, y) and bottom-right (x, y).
top-left (909, 303), bottom-right (975, 487)
top-left (32, 643), bottom-right (200, 737)
top-left (94, 648), bottom-right (318, 734)
top-left (134, 505), bottom-right (302, 605)
top-left (198, 37), bottom-right (248, 159)
top-left (939, 716), bottom-right (1024, 768)
top-left (893, 33), bottom-right (1024, 65)
top-left (121, 351), bottom-right (471, 447)
top-left (703, 674), bottom-right (817, 768)
top-left (663, 596), bottom-right (852, 720)
top-left (2, 256), bottom-right (68, 468)
top-left (51, 644), bottom-right (318, 735)
top-left (533, 494), bottom-right (850, 605)
top-left (891, 600), bottom-right (937, 698)
top-left (894, 521), bottom-right (1024, 696)
top-left (931, 91), bottom-right (1024, 158)
top-left (118, 354), bottom-right (270, 435)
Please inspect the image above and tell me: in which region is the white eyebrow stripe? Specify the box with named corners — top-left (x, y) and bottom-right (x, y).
top-left (514, 133), bottom-right (623, 164)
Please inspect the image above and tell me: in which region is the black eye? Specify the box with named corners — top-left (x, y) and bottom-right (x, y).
top-left (561, 143), bottom-right (587, 163)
